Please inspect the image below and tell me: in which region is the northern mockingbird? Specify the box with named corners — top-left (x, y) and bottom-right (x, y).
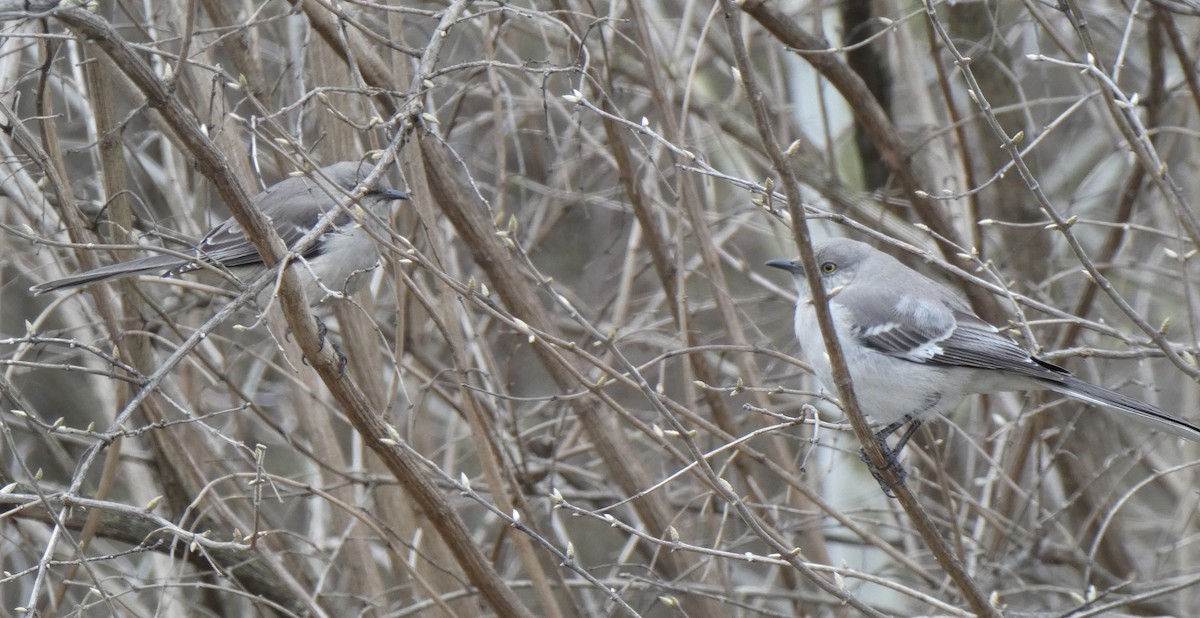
top-left (30, 161), bottom-right (408, 304)
top-left (768, 237), bottom-right (1200, 473)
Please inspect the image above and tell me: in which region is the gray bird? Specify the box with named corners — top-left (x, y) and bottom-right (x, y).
top-left (31, 161), bottom-right (408, 303)
top-left (768, 237), bottom-right (1200, 468)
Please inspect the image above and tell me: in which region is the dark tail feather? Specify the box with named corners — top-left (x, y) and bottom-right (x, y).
top-left (1044, 375), bottom-right (1200, 443)
top-left (30, 254), bottom-right (185, 295)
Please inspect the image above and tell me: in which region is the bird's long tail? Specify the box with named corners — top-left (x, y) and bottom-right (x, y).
top-left (1044, 375), bottom-right (1200, 443)
top-left (30, 254), bottom-right (184, 295)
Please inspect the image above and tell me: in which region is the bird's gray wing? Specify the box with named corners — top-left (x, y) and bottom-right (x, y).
top-left (844, 291), bottom-right (1066, 381)
top-left (927, 311), bottom-right (1069, 380)
top-left (840, 290), bottom-right (957, 362)
top-left (186, 215), bottom-right (316, 269)
top-left (173, 181), bottom-right (350, 275)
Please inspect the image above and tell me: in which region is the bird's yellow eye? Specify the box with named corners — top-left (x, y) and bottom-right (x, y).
top-left (820, 261), bottom-right (837, 274)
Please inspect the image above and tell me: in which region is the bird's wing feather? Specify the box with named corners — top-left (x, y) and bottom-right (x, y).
top-left (929, 311), bottom-right (1069, 380)
top-left (841, 290), bottom-right (957, 363)
top-left (845, 291), bottom-right (1067, 381)
top-left (176, 183), bottom-right (353, 274)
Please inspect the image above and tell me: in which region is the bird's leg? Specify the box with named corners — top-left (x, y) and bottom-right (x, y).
top-left (891, 418), bottom-right (923, 454)
top-left (858, 416), bottom-right (917, 497)
top-left (873, 417), bottom-right (909, 442)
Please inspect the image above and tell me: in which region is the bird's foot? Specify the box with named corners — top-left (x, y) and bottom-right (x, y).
top-left (301, 317), bottom-right (334, 370)
top-left (313, 316), bottom-right (348, 376)
top-left (859, 440), bottom-right (907, 498)
top-left (332, 339), bottom-right (348, 377)
top-left (284, 316), bottom-right (326, 347)
top-left (314, 316), bottom-right (328, 352)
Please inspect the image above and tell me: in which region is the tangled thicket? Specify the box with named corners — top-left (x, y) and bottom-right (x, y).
top-left (2, 1), bottom-right (1199, 616)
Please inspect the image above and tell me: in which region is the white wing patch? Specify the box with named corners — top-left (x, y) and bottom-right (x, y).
top-left (861, 322), bottom-right (899, 337)
top-left (905, 339), bottom-right (945, 361)
top-left (854, 312), bottom-right (955, 362)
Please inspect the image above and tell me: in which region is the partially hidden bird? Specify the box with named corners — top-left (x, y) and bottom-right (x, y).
top-left (31, 161), bottom-right (408, 304)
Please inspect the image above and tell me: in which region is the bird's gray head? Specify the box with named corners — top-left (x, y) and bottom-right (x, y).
top-left (766, 238), bottom-right (875, 294)
top-left (318, 161), bottom-right (410, 205)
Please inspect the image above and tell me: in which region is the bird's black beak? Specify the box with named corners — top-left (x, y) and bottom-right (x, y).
top-left (379, 189), bottom-right (410, 201)
top-left (766, 258), bottom-right (803, 275)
